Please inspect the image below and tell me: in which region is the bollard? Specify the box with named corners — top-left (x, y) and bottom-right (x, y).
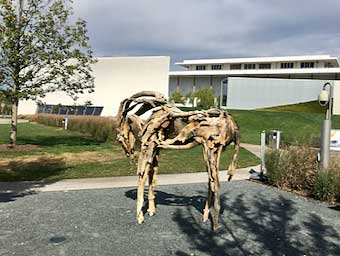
top-left (63, 117), bottom-right (68, 130)
top-left (260, 130), bottom-right (266, 175)
top-left (269, 130), bottom-right (282, 150)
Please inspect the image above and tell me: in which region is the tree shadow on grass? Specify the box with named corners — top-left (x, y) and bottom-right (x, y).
top-left (0, 157), bottom-right (66, 203)
top-left (125, 186), bottom-right (340, 255)
top-left (18, 135), bottom-right (101, 147)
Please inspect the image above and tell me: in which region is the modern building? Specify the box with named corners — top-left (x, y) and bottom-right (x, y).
top-left (19, 56), bottom-right (170, 116)
top-left (169, 55), bottom-right (340, 109)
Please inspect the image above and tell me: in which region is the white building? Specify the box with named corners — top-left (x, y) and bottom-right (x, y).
top-left (169, 55), bottom-right (340, 109)
top-left (19, 56), bottom-right (170, 116)
top-left (18, 54), bottom-right (340, 115)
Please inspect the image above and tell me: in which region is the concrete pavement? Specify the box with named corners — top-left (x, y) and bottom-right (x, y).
top-left (0, 118), bottom-right (29, 124)
top-left (0, 165), bottom-right (260, 193)
top-left (1, 181), bottom-right (340, 256)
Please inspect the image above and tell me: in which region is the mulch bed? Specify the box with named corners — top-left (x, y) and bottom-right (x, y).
top-left (0, 144), bottom-right (41, 151)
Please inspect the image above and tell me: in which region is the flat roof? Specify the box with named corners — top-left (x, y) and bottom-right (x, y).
top-left (176, 55), bottom-right (339, 66)
top-left (169, 67), bottom-right (340, 76)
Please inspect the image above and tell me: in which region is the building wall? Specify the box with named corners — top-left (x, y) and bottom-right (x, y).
top-left (169, 75), bottom-right (226, 96)
top-left (19, 56), bottom-right (170, 116)
top-left (334, 81), bottom-right (340, 115)
top-left (227, 77), bottom-right (332, 109)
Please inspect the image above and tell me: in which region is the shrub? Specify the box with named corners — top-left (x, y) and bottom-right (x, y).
top-left (169, 91), bottom-right (185, 104)
top-left (23, 114), bottom-right (117, 142)
top-left (265, 146), bottom-right (318, 193)
top-left (193, 88), bottom-right (215, 108)
top-left (314, 158), bottom-right (340, 202)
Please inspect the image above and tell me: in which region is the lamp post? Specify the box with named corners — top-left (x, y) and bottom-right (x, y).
top-left (220, 78), bottom-right (228, 108)
top-left (318, 82), bottom-right (334, 170)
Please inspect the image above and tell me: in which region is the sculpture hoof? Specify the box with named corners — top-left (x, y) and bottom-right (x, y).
top-left (137, 213), bottom-right (144, 224)
top-left (202, 210), bottom-right (209, 222)
top-left (147, 209), bottom-right (155, 216)
top-left (212, 224), bottom-right (220, 231)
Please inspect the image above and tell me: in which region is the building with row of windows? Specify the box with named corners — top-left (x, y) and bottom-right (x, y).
top-left (169, 55), bottom-right (340, 109)
top-left (18, 55), bottom-right (340, 116)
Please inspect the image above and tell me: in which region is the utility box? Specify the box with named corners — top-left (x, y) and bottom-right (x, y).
top-left (333, 81), bottom-right (340, 115)
top-left (269, 130), bottom-right (282, 149)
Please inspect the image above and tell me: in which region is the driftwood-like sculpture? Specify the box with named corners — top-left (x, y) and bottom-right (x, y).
top-left (116, 91), bottom-right (240, 230)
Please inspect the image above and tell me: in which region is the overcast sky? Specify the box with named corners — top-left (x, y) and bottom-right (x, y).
top-left (73, 0), bottom-right (340, 69)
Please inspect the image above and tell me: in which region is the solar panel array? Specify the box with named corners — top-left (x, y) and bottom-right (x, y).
top-left (36, 104), bottom-right (103, 116)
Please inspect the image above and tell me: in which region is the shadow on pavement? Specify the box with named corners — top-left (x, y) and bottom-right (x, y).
top-left (329, 205), bottom-right (340, 211)
top-left (125, 187), bottom-right (340, 255)
top-left (125, 189), bottom-right (206, 215)
top-left (0, 157), bottom-right (66, 203)
top-left (174, 193), bottom-right (340, 255)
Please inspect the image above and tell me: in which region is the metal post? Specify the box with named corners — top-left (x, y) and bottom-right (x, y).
top-left (320, 120), bottom-right (331, 169)
top-left (260, 130), bottom-right (266, 175)
top-left (319, 82), bottom-right (334, 170)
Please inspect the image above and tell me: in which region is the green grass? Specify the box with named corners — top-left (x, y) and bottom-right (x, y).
top-left (0, 122), bottom-right (112, 156)
top-left (229, 110), bottom-right (340, 145)
top-left (0, 122), bottom-right (259, 181)
top-left (257, 101), bottom-right (325, 113)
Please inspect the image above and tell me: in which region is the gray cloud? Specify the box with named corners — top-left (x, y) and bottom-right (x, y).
top-left (72, 0), bottom-right (340, 69)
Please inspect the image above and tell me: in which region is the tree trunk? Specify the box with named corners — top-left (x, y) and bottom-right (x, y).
top-left (10, 98), bottom-right (18, 146)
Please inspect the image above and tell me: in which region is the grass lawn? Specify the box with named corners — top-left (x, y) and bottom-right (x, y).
top-left (0, 122), bottom-right (259, 182)
top-left (256, 101), bottom-right (325, 113)
top-left (229, 109), bottom-right (340, 145)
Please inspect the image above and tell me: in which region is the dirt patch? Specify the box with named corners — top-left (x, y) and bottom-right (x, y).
top-left (0, 144), bottom-right (41, 151)
top-left (0, 151), bottom-right (125, 167)
top-left (60, 151), bottom-right (123, 164)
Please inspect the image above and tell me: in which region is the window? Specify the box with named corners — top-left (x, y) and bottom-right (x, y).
top-left (196, 65), bottom-right (206, 70)
top-left (230, 64), bottom-right (241, 70)
top-left (280, 62), bottom-right (294, 69)
top-left (259, 63), bottom-right (271, 69)
top-left (211, 64), bottom-right (222, 70)
top-left (244, 63), bottom-right (256, 69)
top-left (300, 62), bottom-right (315, 68)
top-left (325, 62), bottom-right (334, 68)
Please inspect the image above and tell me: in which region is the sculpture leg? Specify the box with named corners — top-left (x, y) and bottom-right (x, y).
top-left (227, 130), bottom-right (240, 181)
top-left (147, 152), bottom-right (159, 216)
top-left (210, 147), bottom-right (221, 231)
top-left (136, 166), bottom-right (149, 224)
top-left (212, 180), bottom-right (220, 231)
top-left (203, 181), bottom-right (212, 222)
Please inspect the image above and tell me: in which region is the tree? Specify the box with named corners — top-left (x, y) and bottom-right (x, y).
top-left (169, 90), bottom-right (184, 104)
top-left (194, 87), bottom-right (215, 108)
top-left (0, 0), bottom-right (96, 145)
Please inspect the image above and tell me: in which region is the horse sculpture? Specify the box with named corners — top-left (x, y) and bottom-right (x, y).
top-left (116, 91), bottom-right (240, 230)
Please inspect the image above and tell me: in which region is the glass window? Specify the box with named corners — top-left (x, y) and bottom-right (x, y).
top-left (300, 62), bottom-right (315, 68)
top-left (244, 63), bottom-right (256, 69)
top-left (211, 64), bottom-right (222, 70)
top-left (280, 62), bottom-right (294, 69)
top-left (259, 63), bottom-right (271, 69)
top-left (230, 64), bottom-right (241, 70)
top-left (196, 65), bottom-right (206, 70)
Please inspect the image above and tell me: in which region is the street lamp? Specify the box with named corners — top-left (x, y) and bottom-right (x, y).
top-left (318, 82), bottom-right (334, 170)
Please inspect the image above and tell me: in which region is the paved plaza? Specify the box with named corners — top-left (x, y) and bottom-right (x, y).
top-left (1, 180), bottom-right (340, 256)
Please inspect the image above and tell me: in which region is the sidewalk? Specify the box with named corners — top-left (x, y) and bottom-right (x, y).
top-left (0, 165), bottom-right (260, 193)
